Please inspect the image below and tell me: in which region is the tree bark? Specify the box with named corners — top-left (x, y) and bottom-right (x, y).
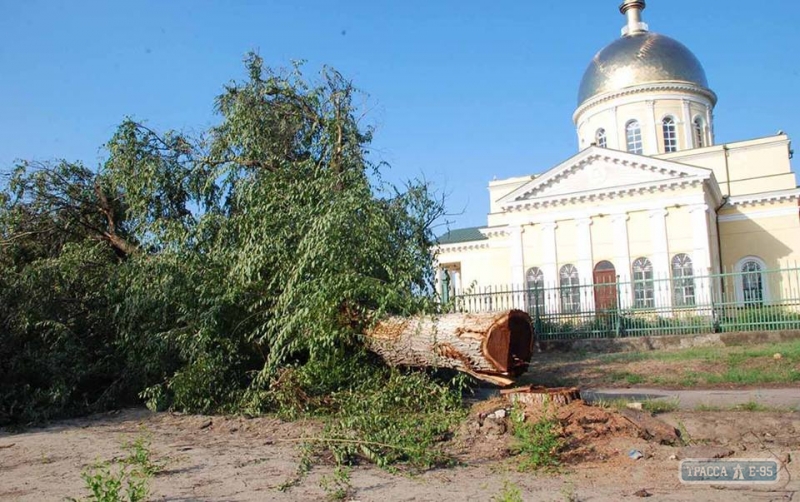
top-left (365, 309), bottom-right (534, 386)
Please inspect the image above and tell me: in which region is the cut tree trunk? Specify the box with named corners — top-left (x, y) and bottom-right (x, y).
top-left (365, 309), bottom-right (534, 386)
top-left (500, 386), bottom-right (581, 407)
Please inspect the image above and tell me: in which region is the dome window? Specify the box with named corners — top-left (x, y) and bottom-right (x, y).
top-left (595, 128), bottom-right (607, 148)
top-left (626, 120), bottom-right (643, 154)
top-left (662, 117), bottom-right (678, 152)
top-left (693, 117), bottom-right (705, 148)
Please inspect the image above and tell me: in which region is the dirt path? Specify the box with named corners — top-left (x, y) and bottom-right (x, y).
top-left (584, 387), bottom-right (800, 410)
top-left (1, 408), bottom-right (798, 501)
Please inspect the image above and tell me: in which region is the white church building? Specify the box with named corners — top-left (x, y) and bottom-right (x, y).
top-left (435, 1), bottom-right (800, 335)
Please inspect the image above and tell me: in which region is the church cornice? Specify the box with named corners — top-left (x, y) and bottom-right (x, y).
top-left (497, 146), bottom-right (721, 211)
top-left (726, 188), bottom-right (800, 207)
top-left (502, 177), bottom-right (706, 212)
top-left (572, 81), bottom-right (717, 122)
top-left (434, 240), bottom-right (491, 254)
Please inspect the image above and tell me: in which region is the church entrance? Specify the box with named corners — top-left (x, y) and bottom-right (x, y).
top-left (593, 261), bottom-right (617, 312)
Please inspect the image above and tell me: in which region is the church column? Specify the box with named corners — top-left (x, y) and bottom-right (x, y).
top-left (689, 203), bottom-right (712, 306)
top-left (611, 213), bottom-right (632, 309)
top-left (649, 208), bottom-right (673, 310)
top-left (540, 222), bottom-right (559, 314)
top-left (682, 99), bottom-right (693, 148)
top-left (576, 217), bottom-right (596, 312)
top-left (609, 106), bottom-right (620, 149)
top-left (508, 225), bottom-right (526, 309)
top-left (705, 104), bottom-right (714, 145)
top-left (646, 100), bottom-right (658, 155)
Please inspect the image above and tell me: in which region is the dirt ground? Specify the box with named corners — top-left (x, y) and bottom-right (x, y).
top-left (1, 406), bottom-right (798, 501)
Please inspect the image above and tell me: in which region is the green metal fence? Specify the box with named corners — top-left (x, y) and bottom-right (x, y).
top-left (451, 267), bottom-right (800, 340)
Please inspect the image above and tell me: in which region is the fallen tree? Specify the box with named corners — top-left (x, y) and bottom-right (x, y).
top-left (365, 309), bottom-right (534, 385)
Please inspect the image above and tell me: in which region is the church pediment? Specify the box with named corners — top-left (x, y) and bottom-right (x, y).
top-left (499, 147), bottom-right (716, 208)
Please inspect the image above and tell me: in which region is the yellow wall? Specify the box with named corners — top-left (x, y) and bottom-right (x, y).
top-left (719, 203), bottom-right (800, 271)
top-left (659, 135), bottom-right (795, 196)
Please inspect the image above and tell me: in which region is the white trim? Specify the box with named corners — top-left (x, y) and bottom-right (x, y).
top-left (574, 82), bottom-right (716, 123)
top-left (498, 147), bottom-right (719, 210)
top-left (648, 208), bottom-right (672, 309)
top-left (541, 222), bottom-right (559, 314)
top-left (434, 241), bottom-right (490, 254)
top-left (509, 226), bottom-right (525, 298)
top-left (734, 256), bottom-right (770, 306)
top-left (503, 192), bottom-right (707, 227)
top-left (681, 99), bottom-right (693, 150)
top-left (500, 147), bottom-right (713, 203)
top-left (479, 227), bottom-right (511, 239)
top-left (503, 178), bottom-right (705, 211)
top-left (726, 188), bottom-right (800, 206)
top-left (718, 206), bottom-right (800, 222)
top-left (611, 212), bottom-right (632, 308)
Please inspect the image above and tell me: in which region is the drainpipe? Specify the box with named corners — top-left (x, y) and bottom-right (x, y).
top-left (723, 144), bottom-right (732, 197)
top-left (714, 195), bottom-right (729, 276)
top-left (712, 195), bottom-right (729, 332)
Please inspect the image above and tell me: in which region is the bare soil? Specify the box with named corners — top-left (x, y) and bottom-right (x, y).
top-left (1, 407), bottom-right (798, 501)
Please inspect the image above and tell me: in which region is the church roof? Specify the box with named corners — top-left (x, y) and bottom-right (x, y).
top-left (577, 0), bottom-right (714, 107)
top-left (578, 32), bottom-right (712, 106)
top-left (436, 227), bottom-right (487, 245)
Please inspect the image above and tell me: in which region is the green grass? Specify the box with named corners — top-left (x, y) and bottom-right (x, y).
top-left (601, 339), bottom-right (800, 364)
top-left (546, 338), bottom-right (800, 388)
top-left (606, 371), bottom-right (646, 385)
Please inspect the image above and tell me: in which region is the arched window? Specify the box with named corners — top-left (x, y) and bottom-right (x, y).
top-left (526, 267), bottom-right (545, 315)
top-left (632, 257), bottom-right (654, 308)
top-left (671, 254), bottom-right (695, 306)
top-left (693, 117), bottom-right (705, 148)
top-left (662, 116), bottom-right (678, 153)
top-left (626, 120), bottom-right (643, 154)
top-left (559, 264), bottom-right (581, 313)
top-left (740, 258), bottom-right (765, 305)
top-left (595, 128), bottom-right (607, 148)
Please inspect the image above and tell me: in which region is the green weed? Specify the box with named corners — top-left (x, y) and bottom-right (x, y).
top-left (492, 479), bottom-right (523, 502)
top-left (320, 465), bottom-right (352, 501)
top-left (642, 398), bottom-right (679, 414)
top-left (72, 433), bottom-right (160, 502)
top-left (733, 400), bottom-right (769, 412)
top-left (509, 405), bottom-right (563, 472)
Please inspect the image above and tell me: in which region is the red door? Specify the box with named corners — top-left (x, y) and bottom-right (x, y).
top-left (593, 261), bottom-right (617, 312)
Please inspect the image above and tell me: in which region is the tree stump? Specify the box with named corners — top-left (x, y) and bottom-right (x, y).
top-left (500, 386), bottom-right (581, 408)
top-left (365, 309), bottom-right (534, 385)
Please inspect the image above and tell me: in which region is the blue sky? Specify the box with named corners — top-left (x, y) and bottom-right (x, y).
top-left (2, 1), bottom-right (799, 231)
